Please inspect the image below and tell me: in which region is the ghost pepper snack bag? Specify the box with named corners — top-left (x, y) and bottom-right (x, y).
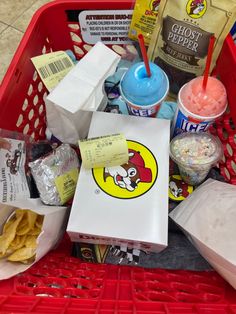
top-left (148, 0), bottom-right (236, 94)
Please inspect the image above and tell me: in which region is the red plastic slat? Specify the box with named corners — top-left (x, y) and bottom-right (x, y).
top-left (0, 0), bottom-right (236, 313)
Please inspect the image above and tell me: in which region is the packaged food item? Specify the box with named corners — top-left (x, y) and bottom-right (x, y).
top-left (148, 0), bottom-right (236, 94)
top-left (29, 144), bottom-right (80, 205)
top-left (0, 130), bottom-right (33, 203)
top-left (119, 61), bottom-right (169, 117)
top-left (171, 76), bottom-right (227, 137)
top-left (67, 111), bottom-right (170, 253)
top-left (45, 42), bottom-right (120, 144)
top-left (128, 0), bottom-right (160, 45)
top-left (169, 179), bottom-right (236, 289)
top-left (0, 199), bottom-right (68, 280)
top-left (170, 132), bottom-right (223, 185)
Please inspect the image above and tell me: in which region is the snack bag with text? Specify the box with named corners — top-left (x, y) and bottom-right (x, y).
top-left (29, 144), bottom-right (80, 206)
top-left (129, 0), bottom-right (160, 46)
top-left (148, 0), bottom-right (236, 94)
top-left (0, 130), bottom-right (33, 203)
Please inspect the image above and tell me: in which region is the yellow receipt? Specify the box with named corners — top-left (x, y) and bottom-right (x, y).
top-left (79, 133), bottom-right (129, 169)
top-left (31, 51), bottom-right (74, 91)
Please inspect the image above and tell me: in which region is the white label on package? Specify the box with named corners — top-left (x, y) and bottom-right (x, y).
top-left (31, 51), bottom-right (74, 91)
top-left (79, 133), bottom-right (129, 169)
top-left (0, 138), bottom-right (30, 203)
top-left (79, 10), bottom-right (133, 44)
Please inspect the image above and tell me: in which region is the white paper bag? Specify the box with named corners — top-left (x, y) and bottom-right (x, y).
top-left (169, 179), bottom-right (236, 289)
top-left (0, 198), bottom-right (68, 280)
top-left (45, 42), bottom-right (121, 144)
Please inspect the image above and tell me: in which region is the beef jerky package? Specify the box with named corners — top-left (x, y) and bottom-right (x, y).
top-left (148, 0), bottom-right (236, 95)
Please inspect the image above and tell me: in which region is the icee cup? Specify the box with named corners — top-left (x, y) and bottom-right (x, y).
top-left (171, 76), bottom-right (227, 137)
top-left (119, 61), bottom-right (169, 117)
top-left (170, 132), bottom-right (223, 186)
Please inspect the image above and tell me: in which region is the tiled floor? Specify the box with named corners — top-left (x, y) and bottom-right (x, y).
top-left (0, 0), bottom-right (53, 83)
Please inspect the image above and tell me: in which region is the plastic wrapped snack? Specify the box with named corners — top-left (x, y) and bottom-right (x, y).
top-left (29, 144), bottom-right (80, 205)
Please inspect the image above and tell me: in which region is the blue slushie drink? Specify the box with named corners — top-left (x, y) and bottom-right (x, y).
top-left (119, 62), bottom-right (169, 117)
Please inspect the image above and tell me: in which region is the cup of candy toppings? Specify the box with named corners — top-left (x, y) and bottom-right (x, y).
top-left (170, 132), bottom-right (223, 186)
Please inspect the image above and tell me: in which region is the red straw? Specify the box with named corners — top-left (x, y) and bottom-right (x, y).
top-left (202, 36), bottom-right (215, 90)
top-left (138, 34), bottom-right (151, 77)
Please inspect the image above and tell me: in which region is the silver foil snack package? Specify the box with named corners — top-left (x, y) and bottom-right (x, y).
top-left (29, 144), bottom-right (80, 205)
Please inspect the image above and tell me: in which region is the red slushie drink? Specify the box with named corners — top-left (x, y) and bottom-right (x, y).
top-left (171, 76), bottom-right (227, 137)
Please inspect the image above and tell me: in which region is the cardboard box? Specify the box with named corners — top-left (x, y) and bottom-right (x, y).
top-left (67, 112), bottom-right (170, 252)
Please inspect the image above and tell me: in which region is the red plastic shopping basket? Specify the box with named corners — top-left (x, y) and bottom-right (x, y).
top-left (0, 1), bottom-right (236, 313)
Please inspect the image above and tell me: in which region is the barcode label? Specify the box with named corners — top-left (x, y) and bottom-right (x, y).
top-left (31, 51), bottom-right (74, 91)
top-left (38, 57), bottom-right (72, 79)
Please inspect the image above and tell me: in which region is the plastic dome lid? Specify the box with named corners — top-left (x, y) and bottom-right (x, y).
top-left (120, 62), bottom-right (168, 106)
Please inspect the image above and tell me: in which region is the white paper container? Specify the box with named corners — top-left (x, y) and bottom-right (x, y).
top-left (0, 198), bottom-right (68, 280)
top-left (67, 112), bottom-right (170, 253)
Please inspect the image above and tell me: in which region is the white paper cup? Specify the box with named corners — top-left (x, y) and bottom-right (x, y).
top-left (171, 81), bottom-right (227, 138)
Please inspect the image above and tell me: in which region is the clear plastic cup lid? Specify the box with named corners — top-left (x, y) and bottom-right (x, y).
top-left (170, 132), bottom-right (223, 168)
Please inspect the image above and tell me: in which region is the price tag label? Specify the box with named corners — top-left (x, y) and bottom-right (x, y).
top-left (31, 51), bottom-right (74, 91)
top-left (79, 133), bottom-right (129, 169)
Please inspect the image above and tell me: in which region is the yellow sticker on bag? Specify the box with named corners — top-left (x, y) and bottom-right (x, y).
top-left (31, 51), bottom-right (74, 91)
top-left (79, 133), bottom-right (129, 169)
top-left (54, 168), bottom-right (79, 204)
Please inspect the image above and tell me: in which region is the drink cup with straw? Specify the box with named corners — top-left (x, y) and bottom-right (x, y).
top-left (119, 34), bottom-right (169, 117)
top-left (171, 35), bottom-right (228, 137)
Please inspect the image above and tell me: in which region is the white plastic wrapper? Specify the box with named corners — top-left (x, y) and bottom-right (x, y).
top-left (29, 144), bottom-right (80, 205)
top-left (169, 179), bottom-right (236, 289)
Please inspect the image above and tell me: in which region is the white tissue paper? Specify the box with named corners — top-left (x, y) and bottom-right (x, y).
top-left (169, 179), bottom-right (236, 289)
top-left (45, 42), bottom-right (121, 144)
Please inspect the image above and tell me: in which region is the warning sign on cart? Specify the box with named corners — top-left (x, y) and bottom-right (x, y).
top-left (79, 10), bottom-right (133, 44)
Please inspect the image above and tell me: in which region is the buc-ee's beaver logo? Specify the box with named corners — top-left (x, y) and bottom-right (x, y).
top-left (92, 140), bottom-right (158, 199)
top-left (150, 0), bottom-right (161, 12)
top-left (169, 175), bottom-right (193, 201)
top-left (186, 0), bottom-right (207, 19)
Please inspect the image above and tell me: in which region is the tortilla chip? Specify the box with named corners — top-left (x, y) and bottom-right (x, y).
top-left (7, 247), bottom-right (36, 262)
top-left (0, 212), bottom-right (24, 255)
top-left (25, 235), bottom-right (37, 249)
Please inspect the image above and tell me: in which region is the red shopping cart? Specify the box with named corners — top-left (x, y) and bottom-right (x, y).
top-left (0, 1), bottom-right (236, 313)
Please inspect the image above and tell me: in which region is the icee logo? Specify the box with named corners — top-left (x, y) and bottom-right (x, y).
top-left (172, 109), bottom-right (212, 136)
top-left (128, 105), bottom-right (159, 117)
top-left (181, 119), bottom-right (210, 132)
